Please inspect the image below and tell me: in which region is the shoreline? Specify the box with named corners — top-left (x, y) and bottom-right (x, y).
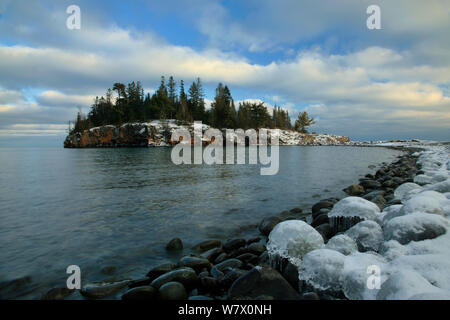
top-left (40, 143), bottom-right (448, 300)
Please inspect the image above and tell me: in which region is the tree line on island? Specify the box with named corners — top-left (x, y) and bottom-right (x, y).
top-left (71, 76), bottom-right (315, 134)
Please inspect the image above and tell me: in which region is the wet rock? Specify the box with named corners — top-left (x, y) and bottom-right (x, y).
top-left (290, 207), bottom-right (303, 214)
top-left (80, 280), bottom-right (130, 299)
top-left (311, 213), bottom-right (329, 228)
top-left (258, 252), bottom-right (271, 266)
top-left (150, 267), bottom-right (198, 289)
top-left (315, 223), bottom-right (334, 242)
top-left (343, 184), bottom-right (365, 196)
top-left (198, 276), bottom-right (220, 293)
top-left (128, 277), bottom-right (151, 289)
top-left (210, 266), bottom-right (225, 281)
top-left (282, 261), bottom-right (299, 290)
top-left (0, 276), bottom-right (32, 299)
top-left (312, 201), bottom-right (335, 218)
top-left (121, 286), bottom-right (157, 300)
top-left (301, 292), bottom-right (320, 300)
top-left (246, 237), bottom-right (261, 245)
top-left (370, 194), bottom-right (386, 210)
top-left (191, 240), bottom-right (222, 253)
top-left (223, 239), bottom-right (246, 253)
top-left (360, 179), bottom-right (382, 190)
top-left (220, 269), bottom-right (247, 289)
top-left (201, 247), bottom-right (224, 262)
top-left (235, 253), bottom-right (258, 264)
top-left (247, 242), bottom-right (266, 255)
top-left (189, 295), bottom-right (214, 300)
top-left (166, 238), bottom-right (183, 251)
top-left (158, 281), bottom-right (187, 300)
top-left (215, 259), bottom-right (243, 272)
top-left (42, 288), bottom-right (75, 300)
top-left (146, 263), bottom-right (177, 279)
top-left (258, 216), bottom-right (282, 236)
top-left (178, 256), bottom-right (211, 272)
top-left (228, 267), bottom-right (301, 300)
top-left (214, 253), bottom-right (228, 264)
top-left (382, 180), bottom-right (396, 188)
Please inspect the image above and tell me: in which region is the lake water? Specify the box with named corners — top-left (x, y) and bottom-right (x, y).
top-left (0, 146), bottom-right (402, 299)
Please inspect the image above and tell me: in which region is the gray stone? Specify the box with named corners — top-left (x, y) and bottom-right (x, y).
top-left (150, 267), bottom-right (198, 289)
top-left (215, 259), bottom-right (243, 272)
top-left (166, 238), bottom-right (183, 251)
top-left (158, 281), bottom-right (187, 300)
top-left (178, 256), bottom-right (211, 271)
top-left (258, 216), bottom-right (282, 236)
top-left (146, 263), bottom-right (177, 279)
top-left (223, 238), bottom-right (246, 253)
top-left (191, 240), bottom-right (222, 253)
top-left (121, 286), bottom-right (157, 300)
top-left (228, 267), bottom-right (301, 300)
top-left (247, 242), bottom-right (266, 255)
top-left (80, 280), bottom-right (130, 299)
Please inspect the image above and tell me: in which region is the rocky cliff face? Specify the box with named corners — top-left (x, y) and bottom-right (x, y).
top-left (64, 120), bottom-right (351, 148)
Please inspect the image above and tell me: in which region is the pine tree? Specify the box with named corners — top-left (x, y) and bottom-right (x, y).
top-left (294, 111), bottom-right (315, 133)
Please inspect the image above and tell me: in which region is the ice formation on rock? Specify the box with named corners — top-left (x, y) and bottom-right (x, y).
top-left (393, 183), bottom-right (422, 202)
top-left (381, 204), bottom-right (404, 225)
top-left (325, 234), bottom-right (358, 255)
top-left (383, 212), bottom-right (448, 245)
top-left (341, 252), bottom-right (387, 300)
top-left (267, 220), bottom-right (324, 267)
top-left (377, 270), bottom-right (447, 300)
top-left (298, 249), bottom-right (346, 291)
top-left (400, 190), bottom-right (447, 216)
top-left (328, 197), bottom-right (381, 221)
top-left (345, 220), bottom-right (384, 252)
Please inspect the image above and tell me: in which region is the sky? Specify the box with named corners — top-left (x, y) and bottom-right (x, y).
top-left (0, 0), bottom-right (449, 145)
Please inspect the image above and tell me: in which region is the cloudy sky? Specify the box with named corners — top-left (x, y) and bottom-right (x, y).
top-left (0, 0), bottom-right (449, 144)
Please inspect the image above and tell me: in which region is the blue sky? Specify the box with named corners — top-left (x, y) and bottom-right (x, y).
top-left (0, 0), bottom-right (449, 144)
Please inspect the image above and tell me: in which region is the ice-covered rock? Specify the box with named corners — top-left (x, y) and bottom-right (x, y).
top-left (345, 220), bottom-right (384, 252)
top-left (393, 183), bottom-right (422, 202)
top-left (383, 212), bottom-right (448, 245)
top-left (298, 249), bottom-right (346, 291)
top-left (414, 174), bottom-right (433, 186)
top-left (400, 191), bottom-right (446, 216)
top-left (381, 204), bottom-right (404, 225)
top-left (424, 178), bottom-right (450, 193)
top-left (325, 234), bottom-right (358, 255)
top-left (267, 220), bottom-right (324, 267)
top-left (341, 252), bottom-right (387, 300)
top-left (328, 197), bottom-right (381, 221)
top-left (377, 270), bottom-right (446, 300)
top-left (379, 240), bottom-right (407, 261)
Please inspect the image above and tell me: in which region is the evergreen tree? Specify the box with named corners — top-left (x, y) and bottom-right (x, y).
top-left (294, 111), bottom-right (315, 133)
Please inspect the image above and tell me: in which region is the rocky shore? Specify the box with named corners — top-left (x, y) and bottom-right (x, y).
top-left (40, 142), bottom-right (450, 300)
top-left (63, 120), bottom-right (351, 148)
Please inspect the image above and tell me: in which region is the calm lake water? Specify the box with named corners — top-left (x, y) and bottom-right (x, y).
top-left (0, 146), bottom-right (402, 299)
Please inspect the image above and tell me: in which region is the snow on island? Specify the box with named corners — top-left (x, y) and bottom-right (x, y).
top-left (64, 120), bottom-right (351, 148)
top-left (267, 143), bottom-right (450, 300)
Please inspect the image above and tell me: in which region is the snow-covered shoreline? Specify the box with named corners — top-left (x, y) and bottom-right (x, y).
top-left (267, 142), bottom-right (450, 299)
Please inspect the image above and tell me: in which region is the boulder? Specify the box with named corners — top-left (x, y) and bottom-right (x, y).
top-left (121, 286), bottom-right (157, 300)
top-left (191, 240), bottom-right (222, 253)
top-left (150, 267), bottom-right (198, 289)
top-left (158, 282), bottom-right (187, 300)
top-left (166, 238), bottom-right (183, 251)
top-left (343, 184), bottom-right (365, 196)
top-left (258, 216), bottom-right (282, 236)
top-left (228, 267), bottom-right (301, 300)
top-left (383, 212), bottom-right (448, 245)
